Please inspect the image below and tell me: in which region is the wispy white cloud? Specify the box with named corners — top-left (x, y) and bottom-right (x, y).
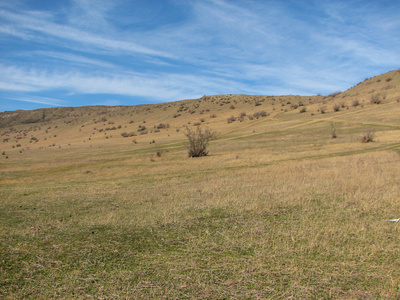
top-left (0, 63), bottom-right (251, 101)
top-left (6, 95), bottom-right (64, 106)
top-left (31, 51), bottom-right (117, 69)
top-left (0, 0), bottom-right (399, 111)
top-left (0, 8), bottom-right (174, 59)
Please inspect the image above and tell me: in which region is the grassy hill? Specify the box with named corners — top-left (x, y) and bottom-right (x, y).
top-left (1, 68), bottom-right (400, 298)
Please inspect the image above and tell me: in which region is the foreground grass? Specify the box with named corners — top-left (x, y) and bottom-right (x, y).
top-left (2, 146), bottom-right (400, 298)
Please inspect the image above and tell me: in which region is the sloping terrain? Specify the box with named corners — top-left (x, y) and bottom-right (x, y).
top-left (1, 68), bottom-right (400, 298)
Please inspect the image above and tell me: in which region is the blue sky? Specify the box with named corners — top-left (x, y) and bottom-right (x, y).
top-left (1, 0), bottom-right (399, 112)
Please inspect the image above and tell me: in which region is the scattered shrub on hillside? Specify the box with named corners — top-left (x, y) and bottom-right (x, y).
top-left (361, 129), bottom-right (375, 143)
top-left (155, 123), bottom-right (169, 129)
top-left (227, 116), bottom-right (236, 124)
top-left (210, 114), bottom-right (217, 118)
top-left (299, 107), bottom-right (307, 113)
top-left (137, 125), bottom-right (146, 132)
top-left (121, 132), bottom-right (137, 137)
top-left (331, 123), bottom-right (337, 139)
top-left (291, 104), bottom-right (299, 109)
top-left (370, 93), bottom-right (384, 104)
top-left (253, 111), bottom-right (268, 119)
top-left (333, 104), bottom-right (340, 112)
top-left (327, 91), bottom-right (341, 98)
top-left (352, 100), bottom-right (360, 107)
top-left (230, 105), bottom-right (235, 109)
top-left (156, 150), bottom-right (163, 157)
top-left (320, 106), bottom-right (326, 114)
top-left (184, 127), bottom-right (216, 158)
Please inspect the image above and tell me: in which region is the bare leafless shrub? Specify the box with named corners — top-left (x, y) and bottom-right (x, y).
top-left (184, 127), bottom-right (216, 157)
top-left (352, 100), bottom-right (359, 107)
top-left (333, 104), bottom-right (340, 112)
top-left (299, 107), bottom-right (307, 113)
top-left (227, 116), bottom-right (236, 124)
top-left (370, 93), bottom-right (384, 104)
top-left (331, 123), bottom-right (337, 139)
top-left (361, 129), bottom-right (375, 143)
top-left (253, 111), bottom-right (268, 119)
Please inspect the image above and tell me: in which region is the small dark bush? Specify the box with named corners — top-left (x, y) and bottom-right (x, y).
top-left (361, 129), bottom-right (375, 143)
top-left (227, 116), bottom-right (236, 123)
top-left (299, 107), bottom-right (307, 113)
top-left (253, 111), bottom-right (268, 119)
top-left (156, 123), bottom-right (169, 129)
top-left (352, 100), bottom-right (359, 107)
top-left (370, 93), bottom-right (384, 104)
top-left (333, 104), bottom-right (340, 112)
top-left (331, 123), bottom-right (337, 139)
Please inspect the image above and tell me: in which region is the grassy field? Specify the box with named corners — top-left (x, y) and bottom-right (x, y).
top-left (1, 69), bottom-right (400, 298)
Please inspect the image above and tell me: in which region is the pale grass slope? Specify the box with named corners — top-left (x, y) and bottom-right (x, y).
top-left (1, 68), bottom-right (400, 298)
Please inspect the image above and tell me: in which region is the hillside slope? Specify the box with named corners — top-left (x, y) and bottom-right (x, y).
top-left (1, 68), bottom-right (400, 298)
top-left (1, 68), bottom-right (399, 160)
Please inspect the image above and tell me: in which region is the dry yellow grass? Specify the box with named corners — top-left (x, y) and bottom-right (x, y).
top-left (1, 68), bottom-right (400, 298)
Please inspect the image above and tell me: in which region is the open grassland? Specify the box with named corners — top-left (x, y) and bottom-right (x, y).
top-left (1, 69), bottom-right (400, 298)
